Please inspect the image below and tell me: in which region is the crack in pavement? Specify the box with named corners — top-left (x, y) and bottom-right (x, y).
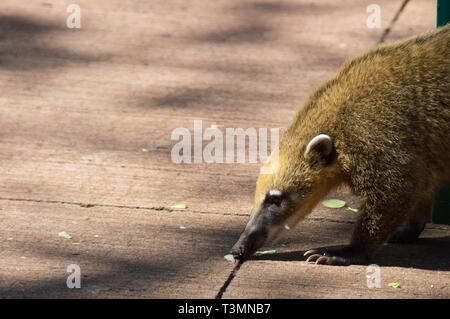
top-left (1, 196), bottom-right (447, 229)
top-left (0, 196), bottom-right (251, 216)
top-left (378, 0), bottom-right (410, 43)
top-left (215, 259), bottom-right (243, 299)
top-left (0, 196), bottom-right (356, 224)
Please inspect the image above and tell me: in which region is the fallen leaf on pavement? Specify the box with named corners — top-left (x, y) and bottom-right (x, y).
top-left (58, 231), bottom-right (72, 239)
top-left (254, 250), bottom-right (276, 256)
top-left (224, 254), bottom-right (235, 263)
top-left (170, 203), bottom-right (187, 209)
top-left (322, 199), bottom-right (346, 208)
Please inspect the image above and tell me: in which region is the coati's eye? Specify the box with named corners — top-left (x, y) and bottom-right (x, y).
top-left (264, 190), bottom-right (283, 207)
top-left (265, 195), bottom-right (282, 206)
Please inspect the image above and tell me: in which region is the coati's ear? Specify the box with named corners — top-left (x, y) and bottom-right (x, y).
top-left (304, 134), bottom-right (334, 165)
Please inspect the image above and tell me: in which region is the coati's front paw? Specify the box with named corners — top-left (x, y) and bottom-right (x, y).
top-left (303, 246), bottom-right (369, 266)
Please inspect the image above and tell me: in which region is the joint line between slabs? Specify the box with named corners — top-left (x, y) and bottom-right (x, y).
top-left (215, 259), bottom-right (243, 299)
top-left (378, 0), bottom-right (410, 44)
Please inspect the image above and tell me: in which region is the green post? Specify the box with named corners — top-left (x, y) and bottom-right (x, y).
top-left (437, 0), bottom-right (450, 28)
top-left (431, 0), bottom-right (450, 224)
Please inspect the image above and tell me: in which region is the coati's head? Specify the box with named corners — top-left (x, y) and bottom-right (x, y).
top-left (231, 132), bottom-right (343, 260)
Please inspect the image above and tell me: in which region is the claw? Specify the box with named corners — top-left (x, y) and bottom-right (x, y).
top-left (306, 254), bottom-right (322, 263)
top-left (303, 249), bottom-right (320, 257)
top-left (316, 256), bottom-right (329, 264)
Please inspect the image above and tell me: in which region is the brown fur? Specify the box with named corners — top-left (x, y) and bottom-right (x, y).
top-left (253, 24), bottom-right (450, 258)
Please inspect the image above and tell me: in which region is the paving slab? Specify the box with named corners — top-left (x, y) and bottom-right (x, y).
top-left (0, 199), bottom-right (243, 298)
top-left (0, 0), bottom-right (448, 298)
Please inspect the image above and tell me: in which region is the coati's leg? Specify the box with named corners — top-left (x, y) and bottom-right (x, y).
top-left (305, 197), bottom-right (416, 266)
top-left (387, 200), bottom-right (431, 244)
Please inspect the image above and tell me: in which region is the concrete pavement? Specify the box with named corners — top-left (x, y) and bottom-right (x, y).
top-left (0, 0), bottom-right (448, 298)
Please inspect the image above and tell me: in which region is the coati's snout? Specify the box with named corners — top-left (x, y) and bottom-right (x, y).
top-left (230, 221), bottom-right (268, 260)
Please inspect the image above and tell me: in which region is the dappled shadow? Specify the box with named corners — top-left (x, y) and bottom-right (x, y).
top-left (0, 15), bottom-right (107, 71)
top-left (0, 15), bottom-right (56, 36)
top-left (191, 2), bottom-right (279, 45)
top-left (0, 257), bottom-right (181, 299)
top-left (232, 1), bottom-right (338, 15)
top-left (0, 217), bottom-right (244, 298)
top-left (130, 0), bottom-right (350, 114)
top-left (193, 1), bottom-right (340, 45)
top-left (151, 86), bottom-right (281, 110)
top-left (194, 24), bottom-right (274, 44)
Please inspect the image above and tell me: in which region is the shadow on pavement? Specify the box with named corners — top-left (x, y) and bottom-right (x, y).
top-left (0, 15), bottom-right (107, 71)
top-left (0, 217), bottom-right (244, 298)
top-left (251, 236), bottom-right (450, 271)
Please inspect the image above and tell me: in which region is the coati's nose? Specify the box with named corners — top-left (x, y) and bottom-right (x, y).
top-left (230, 243), bottom-right (245, 258)
top-left (230, 226), bottom-right (268, 261)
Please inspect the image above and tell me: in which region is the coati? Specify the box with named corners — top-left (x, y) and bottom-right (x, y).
top-left (231, 24), bottom-right (450, 265)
